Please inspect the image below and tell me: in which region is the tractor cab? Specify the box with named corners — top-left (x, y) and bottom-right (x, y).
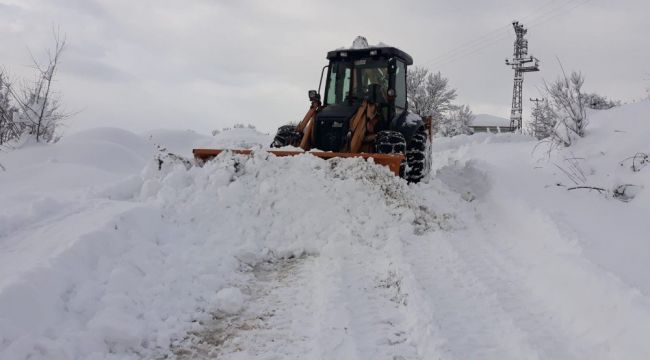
top-left (312, 44), bottom-right (414, 152)
top-left (323, 46), bottom-right (412, 118)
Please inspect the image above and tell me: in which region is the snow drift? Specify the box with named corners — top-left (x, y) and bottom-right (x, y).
top-left (0, 126), bottom-right (422, 359)
top-left (1, 102), bottom-right (650, 360)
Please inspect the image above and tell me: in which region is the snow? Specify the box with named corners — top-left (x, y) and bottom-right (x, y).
top-left (405, 112), bottom-right (422, 126)
top-left (339, 36), bottom-right (396, 51)
top-left (1, 102), bottom-right (650, 359)
top-left (142, 129), bottom-right (213, 155)
top-left (351, 36), bottom-right (369, 49)
top-left (142, 127), bottom-right (271, 154)
top-left (215, 288), bottom-right (245, 315)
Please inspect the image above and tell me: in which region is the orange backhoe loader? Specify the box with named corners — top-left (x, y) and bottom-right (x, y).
top-left (193, 37), bottom-right (432, 182)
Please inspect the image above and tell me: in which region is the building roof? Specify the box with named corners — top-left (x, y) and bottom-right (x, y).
top-left (471, 114), bottom-right (511, 127)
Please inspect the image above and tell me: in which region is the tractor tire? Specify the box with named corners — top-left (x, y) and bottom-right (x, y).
top-left (270, 125), bottom-right (302, 148)
top-left (405, 126), bottom-right (430, 183)
top-left (375, 130), bottom-right (407, 177)
top-left (375, 130), bottom-right (407, 155)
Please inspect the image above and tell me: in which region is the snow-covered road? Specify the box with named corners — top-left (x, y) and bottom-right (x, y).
top-left (1, 103), bottom-right (649, 359)
top-left (174, 144), bottom-right (650, 360)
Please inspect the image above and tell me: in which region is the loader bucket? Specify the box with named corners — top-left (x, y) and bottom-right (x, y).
top-left (192, 149), bottom-right (405, 176)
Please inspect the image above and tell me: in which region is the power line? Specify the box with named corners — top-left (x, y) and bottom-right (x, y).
top-left (419, 0), bottom-right (574, 66)
top-left (529, 0), bottom-right (592, 28)
top-left (419, 0), bottom-right (575, 67)
top-left (420, 0), bottom-right (593, 69)
top-left (420, 25), bottom-right (510, 66)
top-left (428, 33), bottom-right (512, 69)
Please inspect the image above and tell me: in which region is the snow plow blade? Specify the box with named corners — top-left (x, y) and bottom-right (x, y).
top-left (192, 149), bottom-right (404, 176)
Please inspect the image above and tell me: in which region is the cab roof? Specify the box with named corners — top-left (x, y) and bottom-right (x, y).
top-left (326, 46), bottom-right (414, 66)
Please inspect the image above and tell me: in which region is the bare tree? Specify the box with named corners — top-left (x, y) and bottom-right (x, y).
top-left (407, 67), bottom-right (457, 124)
top-left (544, 70), bottom-right (587, 146)
top-left (9, 31), bottom-right (68, 143)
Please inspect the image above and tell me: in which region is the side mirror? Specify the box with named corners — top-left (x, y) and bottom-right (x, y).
top-left (308, 90), bottom-right (320, 102)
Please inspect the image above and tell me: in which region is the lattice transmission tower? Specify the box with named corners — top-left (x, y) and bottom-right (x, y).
top-left (506, 21), bottom-right (540, 131)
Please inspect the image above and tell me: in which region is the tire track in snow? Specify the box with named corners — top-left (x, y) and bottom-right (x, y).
top-left (175, 255), bottom-right (318, 359)
top-left (329, 246), bottom-right (421, 360)
top-left (393, 173), bottom-right (579, 359)
top-left (472, 192), bottom-right (650, 359)
top-left (176, 244), bottom-right (426, 359)
top-left (447, 230), bottom-right (584, 359)
top-left (400, 229), bottom-right (544, 360)
top-left (409, 214), bottom-right (599, 357)
top-left (411, 154), bottom-right (650, 359)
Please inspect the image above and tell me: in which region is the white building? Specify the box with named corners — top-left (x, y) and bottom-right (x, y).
top-left (470, 114), bottom-right (513, 133)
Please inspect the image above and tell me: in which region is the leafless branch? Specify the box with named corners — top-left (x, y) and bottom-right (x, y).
top-left (619, 152), bottom-right (649, 172)
top-left (567, 186), bottom-right (606, 193)
top-left (554, 163), bottom-right (581, 186)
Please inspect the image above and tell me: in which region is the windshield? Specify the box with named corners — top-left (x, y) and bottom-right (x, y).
top-left (325, 59), bottom-right (388, 105)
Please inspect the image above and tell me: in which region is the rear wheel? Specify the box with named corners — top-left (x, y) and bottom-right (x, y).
top-left (405, 126), bottom-right (430, 183)
top-left (375, 130), bottom-right (407, 177)
top-left (270, 125), bottom-right (302, 148)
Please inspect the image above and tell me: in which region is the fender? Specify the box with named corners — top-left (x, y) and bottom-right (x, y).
top-left (391, 111), bottom-right (424, 144)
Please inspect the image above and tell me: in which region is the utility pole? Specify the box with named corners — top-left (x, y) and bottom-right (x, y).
top-left (506, 21), bottom-right (539, 131)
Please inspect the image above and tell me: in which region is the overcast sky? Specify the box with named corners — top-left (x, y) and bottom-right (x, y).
top-left (0, 0), bottom-right (648, 135)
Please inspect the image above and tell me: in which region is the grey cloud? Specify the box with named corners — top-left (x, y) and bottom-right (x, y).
top-left (1, 0), bottom-right (648, 134)
top-left (60, 58), bottom-right (135, 82)
top-left (49, 0), bottom-right (108, 18)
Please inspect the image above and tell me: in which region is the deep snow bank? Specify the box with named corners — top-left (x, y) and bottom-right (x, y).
top-left (1, 101), bottom-right (649, 359)
top-left (0, 124), bottom-right (420, 359)
top-left (429, 101), bottom-right (650, 294)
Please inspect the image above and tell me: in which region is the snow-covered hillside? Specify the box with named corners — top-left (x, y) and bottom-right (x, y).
top-left (1, 102), bottom-right (649, 360)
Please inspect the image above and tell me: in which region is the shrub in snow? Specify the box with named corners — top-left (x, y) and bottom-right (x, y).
top-left (544, 71), bottom-right (588, 147)
top-left (439, 104), bottom-right (474, 137)
top-left (582, 93), bottom-right (621, 110)
top-left (530, 99), bottom-right (558, 140)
